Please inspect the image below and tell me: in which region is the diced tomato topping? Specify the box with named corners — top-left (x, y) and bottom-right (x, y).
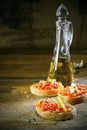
top-left (58, 107), bottom-right (63, 111)
top-left (62, 84), bottom-right (87, 97)
top-left (36, 100), bottom-right (70, 112)
top-left (35, 80), bottom-right (63, 90)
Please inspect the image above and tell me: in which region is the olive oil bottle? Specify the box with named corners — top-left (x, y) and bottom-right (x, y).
top-left (48, 4), bottom-right (73, 86)
top-left (48, 57), bottom-right (73, 86)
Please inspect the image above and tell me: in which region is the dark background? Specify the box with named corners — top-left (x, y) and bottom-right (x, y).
top-left (0, 0), bottom-right (87, 54)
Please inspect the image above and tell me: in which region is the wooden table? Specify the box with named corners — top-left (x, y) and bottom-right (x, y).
top-left (0, 54), bottom-right (87, 130)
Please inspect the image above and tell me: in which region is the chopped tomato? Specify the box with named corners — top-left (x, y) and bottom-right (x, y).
top-left (36, 100), bottom-right (70, 112)
top-left (35, 80), bottom-right (64, 91)
top-left (62, 83), bottom-right (87, 97)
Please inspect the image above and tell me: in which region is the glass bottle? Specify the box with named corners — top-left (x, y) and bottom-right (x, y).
top-left (48, 4), bottom-right (73, 86)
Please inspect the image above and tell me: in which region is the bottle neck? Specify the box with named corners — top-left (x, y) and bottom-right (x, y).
top-left (58, 17), bottom-right (67, 22)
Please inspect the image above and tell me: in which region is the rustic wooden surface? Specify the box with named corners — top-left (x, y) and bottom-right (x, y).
top-left (0, 54), bottom-right (87, 130)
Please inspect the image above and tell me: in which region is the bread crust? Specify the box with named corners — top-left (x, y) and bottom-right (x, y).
top-left (36, 103), bottom-right (76, 120)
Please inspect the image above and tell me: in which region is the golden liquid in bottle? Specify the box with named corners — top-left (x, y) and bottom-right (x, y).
top-left (48, 57), bottom-right (73, 86)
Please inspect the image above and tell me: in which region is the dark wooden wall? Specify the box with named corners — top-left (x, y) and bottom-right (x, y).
top-left (0, 0), bottom-right (87, 54)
